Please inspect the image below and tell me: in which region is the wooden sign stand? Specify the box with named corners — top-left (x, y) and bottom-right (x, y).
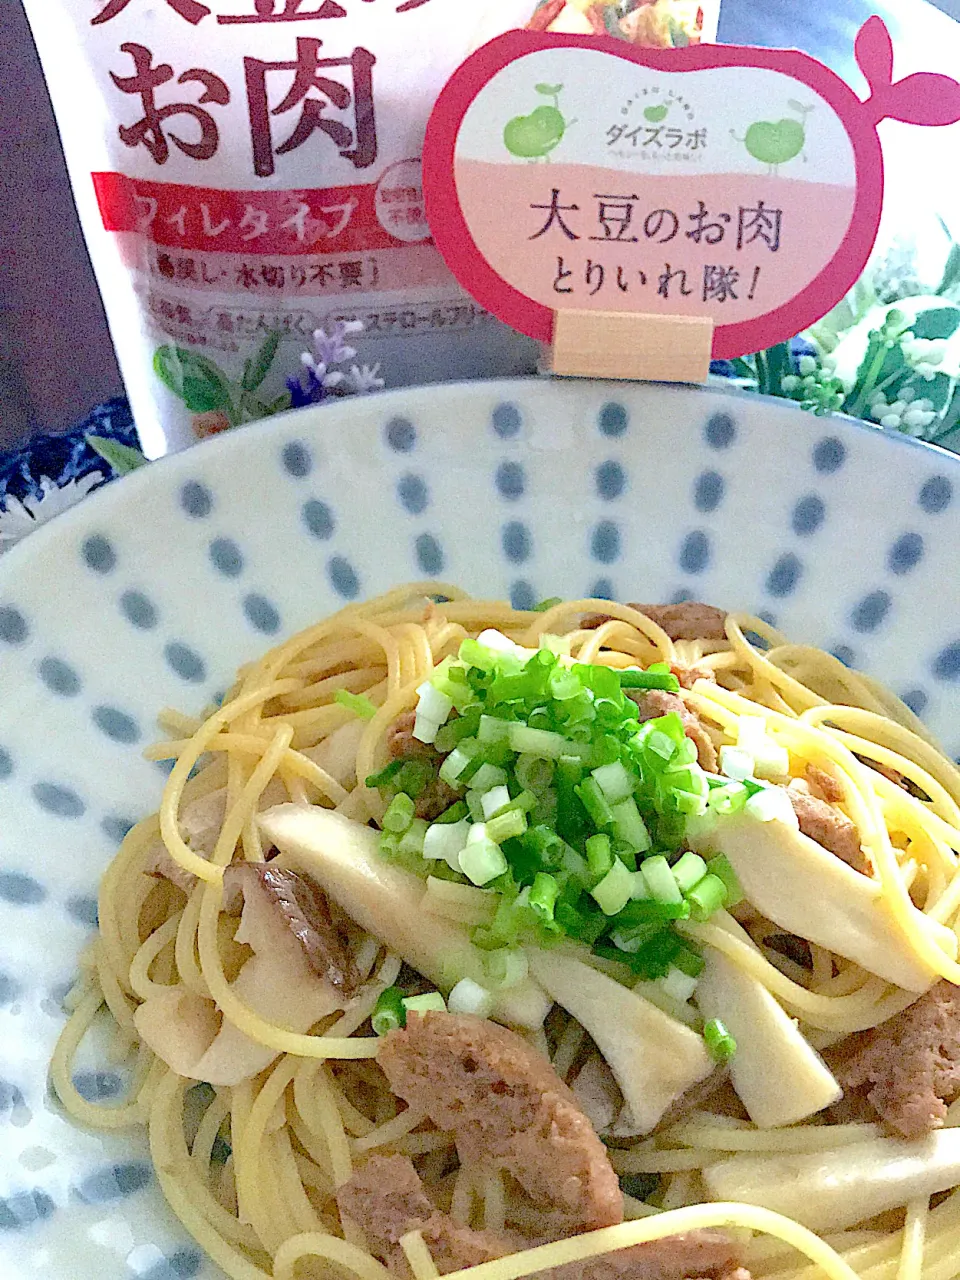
top-left (551, 311), bottom-right (715, 384)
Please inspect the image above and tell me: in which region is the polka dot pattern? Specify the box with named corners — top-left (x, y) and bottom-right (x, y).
top-left (596, 461), bottom-right (627, 501)
top-left (767, 553), bottom-right (803, 598)
top-left (38, 657), bottom-right (82, 697)
top-left (598, 402), bottom-right (629, 437)
top-left (591, 521), bottom-right (621, 565)
top-left (919, 475), bottom-right (952, 513)
top-left (813, 437), bottom-right (846, 474)
top-left (679, 531), bottom-right (710, 575)
top-left (119, 590), bottom-right (158, 630)
top-left (179, 481), bottom-right (213, 518)
top-left (210, 538), bottom-right (244, 577)
top-left (2, 385), bottom-right (960, 1275)
top-left (328, 556), bottom-right (361, 598)
top-left (502, 522), bottom-right (532, 564)
top-left (81, 535), bottom-right (116, 574)
top-left (496, 462), bottom-right (526, 501)
top-left (281, 441), bottom-right (312, 478)
top-left (792, 495), bottom-right (826, 536)
top-left (0, 605), bottom-right (28, 645)
top-left (303, 499), bottom-right (335, 540)
top-left (492, 402), bottom-right (522, 438)
top-left (164, 642), bottom-right (206, 684)
top-left (243, 593), bottom-right (282, 635)
top-left (385, 417), bottom-right (416, 452)
top-left (888, 533), bottom-right (924, 575)
top-left (693, 471), bottom-right (724, 513)
top-left (398, 475), bottom-right (429, 515)
top-left (851, 590), bottom-right (892, 633)
top-left (416, 534), bottom-right (444, 576)
top-left (704, 413), bottom-right (736, 449)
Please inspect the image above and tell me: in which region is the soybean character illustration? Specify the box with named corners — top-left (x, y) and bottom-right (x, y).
top-left (733, 100), bottom-right (814, 174)
top-left (504, 84), bottom-right (577, 161)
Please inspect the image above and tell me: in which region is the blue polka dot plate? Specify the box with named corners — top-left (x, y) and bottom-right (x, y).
top-left (2, 378), bottom-right (960, 1278)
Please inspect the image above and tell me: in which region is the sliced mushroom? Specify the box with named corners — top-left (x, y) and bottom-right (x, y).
top-left (225, 863), bottom-right (360, 994)
top-left (134, 861), bottom-right (348, 1085)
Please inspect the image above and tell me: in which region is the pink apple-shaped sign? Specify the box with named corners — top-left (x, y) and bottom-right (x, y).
top-left (423, 17), bottom-right (960, 360)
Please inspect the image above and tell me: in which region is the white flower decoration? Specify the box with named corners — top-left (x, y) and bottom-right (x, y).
top-left (0, 473), bottom-right (105, 554)
top-left (902, 336), bottom-right (948, 381)
top-left (345, 364), bottom-right (384, 395)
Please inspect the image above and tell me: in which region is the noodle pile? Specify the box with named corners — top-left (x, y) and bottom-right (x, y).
top-left (51, 585), bottom-right (960, 1280)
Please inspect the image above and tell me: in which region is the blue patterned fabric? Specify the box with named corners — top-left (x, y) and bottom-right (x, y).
top-left (0, 399), bottom-right (137, 507)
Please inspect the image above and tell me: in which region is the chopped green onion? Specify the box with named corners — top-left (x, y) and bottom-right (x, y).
top-left (438, 739), bottom-right (481, 787)
top-left (704, 1017), bottom-right (737, 1064)
top-left (485, 948), bottom-right (529, 989)
top-left (719, 745), bottom-right (755, 782)
top-left (686, 872), bottom-right (728, 921)
top-left (435, 711), bottom-right (482, 753)
top-left (659, 966), bottom-right (699, 1003)
top-left (706, 854), bottom-right (744, 908)
top-left (591, 858), bottom-right (635, 916)
top-left (422, 819), bottom-right (470, 869)
top-left (591, 760), bottom-right (634, 804)
top-left (672, 944), bottom-right (706, 978)
top-left (460, 835), bottom-right (509, 886)
top-left (508, 724), bottom-right (572, 759)
top-left (744, 786), bottom-right (800, 827)
top-left (393, 759), bottom-right (434, 800)
top-left (533, 597), bottom-right (563, 612)
top-left (640, 855), bottom-right (683, 905)
top-left (399, 818), bottom-right (428, 855)
top-left (586, 832), bottom-right (613, 879)
top-left (708, 782), bottom-right (749, 815)
top-left (529, 872), bottom-right (560, 923)
top-left (334, 689), bottom-right (378, 719)
top-left (481, 785), bottom-right (512, 819)
top-left (486, 808), bottom-right (528, 844)
top-left (448, 977), bottom-right (494, 1017)
top-left (671, 851), bottom-right (708, 894)
top-left (402, 992), bottom-right (447, 1016)
top-left (365, 760), bottom-right (404, 789)
top-left (471, 765), bottom-right (509, 795)
top-left (433, 801), bottom-right (469, 824)
top-left (465, 789), bottom-right (486, 823)
top-left (516, 754), bottom-right (555, 793)
top-left (415, 681), bottom-right (453, 730)
top-left (372, 986), bottom-right (407, 1035)
top-left (382, 792), bottom-right (415, 834)
top-left (576, 776), bottom-right (615, 829)
top-left (459, 638), bottom-right (499, 671)
top-left (478, 715), bottom-right (513, 744)
top-left (618, 670), bottom-right (681, 692)
top-left (610, 797), bottom-right (652, 852)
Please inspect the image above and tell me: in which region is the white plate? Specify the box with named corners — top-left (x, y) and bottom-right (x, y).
top-left (2, 378), bottom-right (960, 1278)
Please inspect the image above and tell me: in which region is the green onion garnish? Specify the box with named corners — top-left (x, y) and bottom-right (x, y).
top-left (368, 632), bottom-right (729, 963)
top-left (533, 597), bottom-right (563, 612)
top-left (704, 1017), bottom-right (737, 1064)
top-left (706, 854), bottom-right (744, 908)
top-left (372, 986), bottom-right (407, 1035)
top-left (334, 689), bottom-right (378, 719)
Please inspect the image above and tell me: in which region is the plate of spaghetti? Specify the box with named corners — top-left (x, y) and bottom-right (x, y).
top-left (3, 378), bottom-right (960, 1280)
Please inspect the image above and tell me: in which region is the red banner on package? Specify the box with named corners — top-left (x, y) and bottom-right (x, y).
top-left (92, 164), bottom-right (433, 258)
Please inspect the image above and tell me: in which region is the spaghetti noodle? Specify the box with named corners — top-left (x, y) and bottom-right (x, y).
top-left (51, 586), bottom-right (960, 1280)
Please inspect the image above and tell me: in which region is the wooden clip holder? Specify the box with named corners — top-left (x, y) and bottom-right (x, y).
top-left (551, 310), bottom-right (715, 384)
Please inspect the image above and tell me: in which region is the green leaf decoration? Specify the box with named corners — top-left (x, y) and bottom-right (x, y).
top-left (535, 83), bottom-right (563, 95)
top-left (924, 371), bottom-right (954, 413)
top-left (731, 356), bottom-right (756, 379)
top-left (242, 330), bottom-right (283, 391)
top-left (787, 99), bottom-right (807, 113)
top-left (85, 435), bottom-right (149, 476)
top-left (912, 307), bottom-right (960, 341)
top-left (936, 243), bottom-right (960, 296)
top-left (154, 346), bottom-right (235, 415)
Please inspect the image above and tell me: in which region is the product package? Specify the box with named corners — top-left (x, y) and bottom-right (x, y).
top-left (23, 0), bottom-right (719, 456)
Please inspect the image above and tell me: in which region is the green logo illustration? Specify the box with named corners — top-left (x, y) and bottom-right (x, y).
top-left (504, 83), bottom-right (577, 161)
top-left (643, 103), bottom-right (670, 123)
top-left (734, 100), bottom-right (813, 174)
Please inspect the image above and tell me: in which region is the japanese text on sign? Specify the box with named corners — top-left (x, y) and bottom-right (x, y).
top-left (93, 0), bottom-right (430, 26)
